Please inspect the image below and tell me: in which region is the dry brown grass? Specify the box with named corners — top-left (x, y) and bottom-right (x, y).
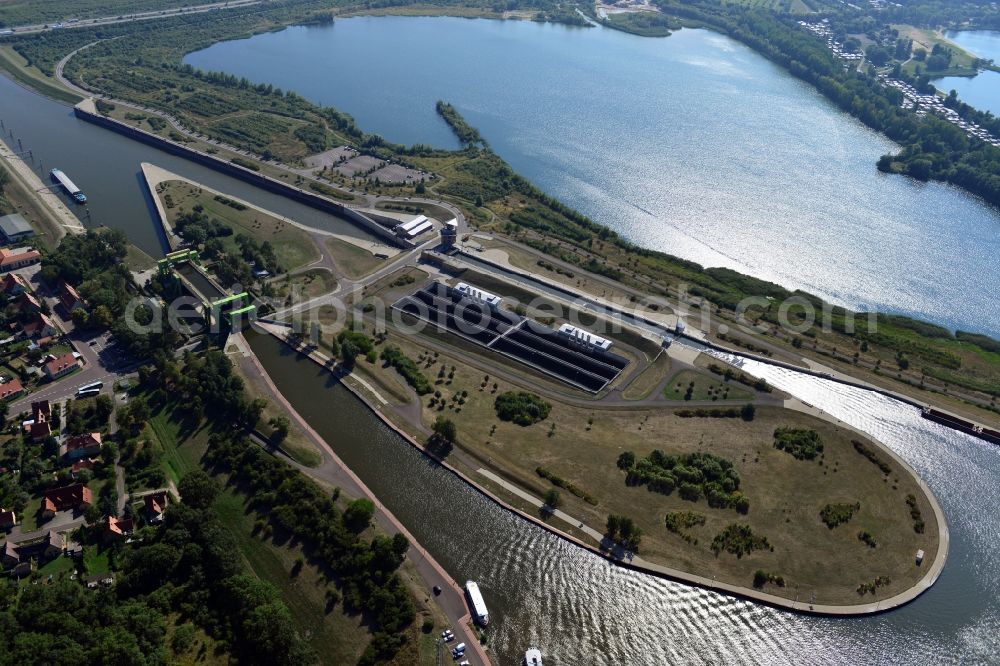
top-left (373, 330), bottom-right (939, 606)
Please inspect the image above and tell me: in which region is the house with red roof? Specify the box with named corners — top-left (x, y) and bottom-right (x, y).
top-left (29, 400), bottom-right (52, 441)
top-left (0, 248), bottom-right (41, 272)
top-left (41, 484), bottom-right (92, 518)
top-left (63, 433), bottom-right (102, 461)
top-left (144, 491), bottom-right (170, 523)
top-left (44, 352), bottom-right (79, 380)
top-left (59, 282), bottom-right (87, 314)
top-left (17, 291), bottom-right (42, 313)
top-left (23, 313), bottom-right (57, 340)
top-left (70, 458), bottom-right (99, 478)
top-left (0, 378), bottom-right (23, 401)
top-left (103, 515), bottom-right (134, 540)
top-left (0, 273), bottom-right (29, 296)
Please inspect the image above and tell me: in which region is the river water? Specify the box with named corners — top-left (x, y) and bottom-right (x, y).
top-left (0, 73), bottom-right (372, 255)
top-left (185, 17), bottom-right (1000, 338)
top-left (935, 31), bottom-right (1000, 117)
top-left (2, 17), bottom-right (999, 663)
top-left (246, 330), bottom-right (1000, 665)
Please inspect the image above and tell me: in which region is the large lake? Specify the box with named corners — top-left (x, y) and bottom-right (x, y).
top-left (186, 16), bottom-right (1000, 337)
top-left (935, 30), bottom-right (1000, 117)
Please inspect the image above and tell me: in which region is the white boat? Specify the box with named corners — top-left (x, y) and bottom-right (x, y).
top-left (465, 580), bottom-right (489, 626)
top-left (524, 647), bottom-right (543, 665)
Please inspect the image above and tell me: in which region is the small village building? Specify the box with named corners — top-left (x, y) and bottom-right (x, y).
top-left (103, 515), bottom-right (134, 540)
top-left (63, 433), bottom-right (102, 461)
top-left (70, 458), bottom-right (98, 478)
top-left (0, 247), bottom-right (41, 272)
top-left (41, 484), bottom-right (92, 517)
top-left (0, 509), bottom-right (15, 530)
top-left (144, 491), bottom-right (169, 523)
top-left (44, 352), bottom-right (79, 379)
top-left (24, 313), bottom-right (57, 340)
top-left (58, 282), bottom-right (87, 313)
top-left (0, 378), bottom-right (24, 401)
top-left (29, 400), bottom-right (52, 441)
top-left (0, 214), bottom-right (34, 243)
top-left (0, 273), bottom-right (29, 295)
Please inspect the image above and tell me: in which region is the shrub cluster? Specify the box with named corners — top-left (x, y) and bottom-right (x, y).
top-left (711, 524), bottom-right (772, 558)
top-left (858, 530), bottom-right (878, 548)
top-left (857, 576), bottom-right (891, 596)
top-left (853, 439), bottom-right (891, 475)
top-left (676, 404), bottom-right (755, 421)
top-left (380, 345), bottom-right (431, 395)
top-left (753, 570), bottom-right (786, 589)
top-left (536, 467), bottom-right (598, 505)
top-left (820, 502), bottom-right (860, 529)
top-left (605, 514), bottom-right (642, 552)
top-left (495, 391), bottom-right (551, 426)
top-left (664, 511), bottom-right (705, 544)
top-left (619, 450), bottom-right (749, 513)
top-left (906, 494), bottom-right (925, 534)
top-left (773, 428), bottom-right (823, 460)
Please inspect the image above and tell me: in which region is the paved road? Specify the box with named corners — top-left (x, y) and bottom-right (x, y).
top-left (2, 0), bottom-right (262, 36)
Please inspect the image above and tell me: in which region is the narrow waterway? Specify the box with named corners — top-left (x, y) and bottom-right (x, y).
top-left (0, 73), bottom-right (373, 255)
top-left (246, 330), bottom-right (1000, 665)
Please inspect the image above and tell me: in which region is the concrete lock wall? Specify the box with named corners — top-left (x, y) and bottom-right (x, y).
top-left (73, 103), bottom-right (411, 249)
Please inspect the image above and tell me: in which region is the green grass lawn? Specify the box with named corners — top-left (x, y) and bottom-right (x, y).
top-left (325, 237), bottom-right (385, 279)
top-left (270, 268), bottom-right (337, 301)
top-left (82, 544), bottom-right (111, 575)
top-left (622, 352), bottom-right (671, 401)
top-left (664, 369), bottom-right (756, 402)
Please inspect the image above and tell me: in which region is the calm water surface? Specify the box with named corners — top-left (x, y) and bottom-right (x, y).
top-left (186, 17), bottom-right (1000, 337)
top-left (247, 331), bottom-right (1000, 665)
top-left (935, 31), bottom-right (1000, 117)
top-left (0, 74), bottom-right (372, 254)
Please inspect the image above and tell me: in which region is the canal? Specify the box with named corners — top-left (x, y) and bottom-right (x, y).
top-left (2, 36), bottom-right (998, 663)
top-left (0, 73), bottom-right (374, 256)
top-left (246, 330), bottom-right (999, 666)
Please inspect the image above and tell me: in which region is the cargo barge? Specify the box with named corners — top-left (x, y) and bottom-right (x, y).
top-left (49, 168), bottom-right (86, 203)
top-left (921, 407), bottom-right (1000, 445)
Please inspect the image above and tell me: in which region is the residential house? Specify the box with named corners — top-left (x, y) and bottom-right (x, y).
top-left (0, 273), bottom-right (29, 296)
top-left (70, 458), bottom-right (98, 478)
top-left (59, 282), bottom-right (87, 314)
top-left (23, 313), bottom-right (57, 340)
top-left (41, 483), bottom-right (92, 518)
top-left (41, 530), bottom-right (64, 559)
top-left (2, 541), bottom-right (18, 568)
top-left (103, 515), bottom-right (134, 541)
top-left (144, 491), bottom-right (170, 523)
top-left (0, 508), bottom-right (15, 530)
top-left (29, 400), bottom-right (52, 442)
top-left (0, 214), bottom-right (35, 243)
top-left (63, 432), bottom-right (102, 461)
top-left (0, 378), bottom-right (24, 401)
top-left (44, 352), bottom-right (79, 380)
top-left (0, 247), bottom-right (41, 272)
top-left (85, 573), bottom-right (114, 588)
top-left (17, 291), bottom-right (42, 313)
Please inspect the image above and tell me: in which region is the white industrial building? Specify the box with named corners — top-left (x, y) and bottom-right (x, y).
top-left (558, 323), bottom-right (613, 350)
top-left (455, 282), bottom-right (502, 308)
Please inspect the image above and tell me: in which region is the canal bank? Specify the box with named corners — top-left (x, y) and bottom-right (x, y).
top-left (229, 333), bottom-right (492, 666)
top-left (247, 321), bottom-right (947, 617)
